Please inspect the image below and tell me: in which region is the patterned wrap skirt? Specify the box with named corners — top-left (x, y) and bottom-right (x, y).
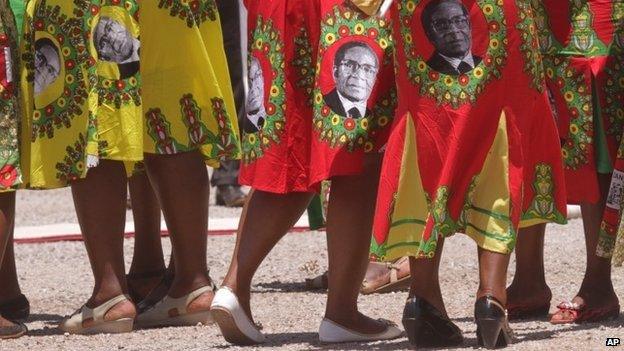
top-left (0, 0), bottom-right (21, 191)
top-left (361, 0), bottom-right (567, 261)
top-left (238, 0), bottom-right (395, 194)
top-left (19, 0), bottom-right (240, 189)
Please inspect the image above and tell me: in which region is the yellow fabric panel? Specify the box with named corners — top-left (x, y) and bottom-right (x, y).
top-left (141, 2), bottom-right (241, 167)
top-left (350, 0), bottom-right (384, 16)
top-left (464, 111), bottom-right (513, 254)
top-left (20, 0), bottom-right (96, 188)
top-left (91, 4), bottom-right (142, 163)
top-left (384, 115), bottom-right (428, 260)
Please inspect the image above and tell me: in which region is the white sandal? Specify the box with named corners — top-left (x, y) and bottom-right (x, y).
top-left (135, 285), bottom-right (214, 328)
top-left (59, 295), bottom-right (134, 335)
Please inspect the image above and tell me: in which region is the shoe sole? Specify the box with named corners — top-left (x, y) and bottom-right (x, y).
top-left (211, 307), bottom-right (260, 346)
top-left (67, 318), bottom-right (134, 335)
top-left (362, 275), bottom-right (411, 295)
top-left (136, 310), bottom-right (213, 329)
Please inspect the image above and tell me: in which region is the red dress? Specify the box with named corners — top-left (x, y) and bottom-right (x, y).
top-left (240, 0), bottom-right (395, 193)
top-left (239, 0), bottom-right (320, 193)
top-left (308, 0), bottom-right (396, 186)
top-left (369, 0), bottom-right (567, 261)
top-left (534, 1), bottom-right (624, 204)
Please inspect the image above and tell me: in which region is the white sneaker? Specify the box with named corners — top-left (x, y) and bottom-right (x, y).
top-left (210, 287), bottom-right (265, 345)
top-left (318, 318), bottom-right (403, 343)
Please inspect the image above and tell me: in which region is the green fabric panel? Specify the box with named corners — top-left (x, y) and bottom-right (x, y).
top-left (306, 195), bottom-right (325, 230)
top-left (8, 0), bottom-right (24, 38)
top-left (592, 78), bottom-right (613, 174)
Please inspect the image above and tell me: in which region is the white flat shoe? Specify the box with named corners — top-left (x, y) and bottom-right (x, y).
top-left (318, 318), bottom-right (403, 343)
top-left (210, 287), bottom-right (265, 345)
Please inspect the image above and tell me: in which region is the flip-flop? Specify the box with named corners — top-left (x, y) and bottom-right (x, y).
top-left (550, 301), bottom-right (620, 324)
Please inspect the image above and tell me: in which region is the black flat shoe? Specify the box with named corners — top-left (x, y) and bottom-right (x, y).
top-left (402, 296), bottom-right (463, 348)
top-left (474, 295), bottom-right (514, 349)
top-left (0, 294), bottom-right (30, 322)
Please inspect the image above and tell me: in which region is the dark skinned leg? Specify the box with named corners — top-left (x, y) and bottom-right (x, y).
top-left (506, 223), bottom-right (551, 308)
top-left (221, 189), bottom-right (313, 320)
top-left (143, 151), bottom-right (212, 311)
top-left (71, 160), bottom-right (135, 319)
top-left (127, 170), bottom-right (165, 301)
top-left (0, 231), bottom-right (21, 302)
top-left (553, 173), bottom-right (618, 321)
top-left (408, 239), bottom-right (447, 316)
top-left (324, 154), bottom-right (387, 334)
top-left (0, 193), bottom-right (20, 329)
top-left (477, 248), bottom-right (511, 305)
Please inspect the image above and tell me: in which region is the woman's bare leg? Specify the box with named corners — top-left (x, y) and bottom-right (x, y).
top-left (507, 223), bottom-right (551, 308)
top-left (0, 193), bottom-right (20, 329)
top-left (127, 170), bottom-right (165, 301)
top-left (71, 160), bottom-right (135, 318)
top-left (143, 151), bottom-right (212, 310)
top-left (477, 248), bottom-right (511, 305)
top-left (0, 231), bottom-right (22, 303)
top-left (221, 189), bottom-right (313, 319)
top-left (572, 174), bottom-right (618, 310)
top-left (408, 240), bottom-right (446, 315)
top-left (324, 154), bottom-right (387, 334)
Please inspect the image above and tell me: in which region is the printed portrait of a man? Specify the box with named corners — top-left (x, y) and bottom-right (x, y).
top-left (244, 56), bottom-right (267, 134)
top-left (94, 16), bottom-right (140, 78)
top-left (324, 41), bottom-right (379, 119)
top-left (34, 38), bottom-right (61, 95)
top-left (422, 0), bottom-right (482, 75)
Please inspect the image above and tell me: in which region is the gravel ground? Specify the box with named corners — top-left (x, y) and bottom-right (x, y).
top-left (2, 216), bottom-right (623, 350)
top-left (15, 185), bottom-right (244, 227)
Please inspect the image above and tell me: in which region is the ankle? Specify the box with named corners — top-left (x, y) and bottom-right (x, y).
top-left (477, 288), bottom-right (507, 305)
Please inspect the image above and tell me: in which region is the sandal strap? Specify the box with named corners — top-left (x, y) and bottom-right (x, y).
top-left (557, 301), bottom-right (582, 311)
top-left (84, 295), bottom-right (129, 323)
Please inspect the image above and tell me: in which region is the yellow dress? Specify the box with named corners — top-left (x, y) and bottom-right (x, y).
top-left (141, 0), bottom-right (240, 167)
top-left (21, 0), bottom-right (239, 188)
top-left (20, 0), bottom-right (142, 189)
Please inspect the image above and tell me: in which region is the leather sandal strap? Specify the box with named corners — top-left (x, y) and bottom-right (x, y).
top-left (86, 295), bottom-right (129, 323)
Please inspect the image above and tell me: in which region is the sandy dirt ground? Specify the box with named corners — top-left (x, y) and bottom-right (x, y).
top-left (3, 188), bottom-right (624, 350)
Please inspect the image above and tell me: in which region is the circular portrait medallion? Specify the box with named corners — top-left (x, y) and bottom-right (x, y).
top-left (399, 0), bottom-right (508, 107)
top-left (241, 16), bottom-right (286, 164)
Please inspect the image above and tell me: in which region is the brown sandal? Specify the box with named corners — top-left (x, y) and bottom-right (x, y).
top-left (361, 257), bottom-right (411, 295)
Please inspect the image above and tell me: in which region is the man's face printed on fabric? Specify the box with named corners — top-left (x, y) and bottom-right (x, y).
top-left (94, 17), bottom-right (135, 63)
top-left (246, 57), bottom-right (265, 114)
top-left (333, 44), bottom-right (379, 103)
top-left (34, 40), bottom-right (60, 95)
top-left (426, 1), bottom-right (472, 58)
